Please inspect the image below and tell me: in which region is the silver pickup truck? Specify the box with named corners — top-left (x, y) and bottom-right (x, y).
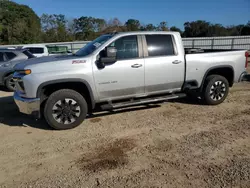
top-left (13, 31), bottom-right (249, 130)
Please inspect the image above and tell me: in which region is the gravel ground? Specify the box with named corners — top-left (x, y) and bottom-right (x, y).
top-left (0, 71), bottom-right (250, 187)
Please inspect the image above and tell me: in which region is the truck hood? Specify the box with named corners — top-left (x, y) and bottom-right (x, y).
top-left (14, 55), bottom-right (77, 70)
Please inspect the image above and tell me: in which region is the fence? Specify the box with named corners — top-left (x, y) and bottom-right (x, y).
top-left (182, 36), bottom-right (250, 50)
top-left (1, 36), bottom-right (250, 53)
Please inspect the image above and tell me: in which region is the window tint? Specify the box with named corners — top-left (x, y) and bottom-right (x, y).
top-left (146, 35), bottom-right (175, 57)
top-left (0, 52), bottom-right (6, 62)
top-left (24, 47), bottom-right (44, 54)
top-left (5, 52), bottom-right (16, 60)
top-left (109, 35), bottom-right (138, 60)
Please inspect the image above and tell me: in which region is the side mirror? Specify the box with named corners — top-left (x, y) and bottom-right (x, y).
top-left (98, 46), bottom-right (117, 68)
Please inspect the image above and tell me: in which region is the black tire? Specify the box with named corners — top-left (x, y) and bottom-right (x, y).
top-left (202, 75), bottom-right (229, 105)
top-left (5, 74), bottom-right (15, 92)
top-left (44, 89), bottom-right (88, 130)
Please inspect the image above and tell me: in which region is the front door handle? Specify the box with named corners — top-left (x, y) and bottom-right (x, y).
top-left (172, 60), bottom-right (182, 64)
top-left (131, 64), bottom-right (142, 68)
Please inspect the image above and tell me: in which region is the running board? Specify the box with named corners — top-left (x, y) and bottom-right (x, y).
top-left (101, 93), bottom-right (186, 110)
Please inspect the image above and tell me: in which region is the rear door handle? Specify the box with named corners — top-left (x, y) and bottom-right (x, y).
top-left (131, 64), bottom-right (142, 68)
top-left (172, 60), bottom-right (182, 64)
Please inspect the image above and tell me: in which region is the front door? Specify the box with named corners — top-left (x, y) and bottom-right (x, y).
top-left (93, 35), bottom-right (145, 101)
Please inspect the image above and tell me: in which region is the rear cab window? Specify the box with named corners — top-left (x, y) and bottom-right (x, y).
top-left (145, 35), bottom-right (175, 57)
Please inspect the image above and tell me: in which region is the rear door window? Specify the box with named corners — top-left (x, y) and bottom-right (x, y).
top-left (5, 52), bottom-right (17, 60)
top-left (24, 47), bottom-right (44, 54)
top-left (145, 35), bottom-right (175, 57)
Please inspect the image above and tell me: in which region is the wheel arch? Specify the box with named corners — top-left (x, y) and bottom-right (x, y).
top-left (37, 79), bottom-right (95, 110)
top-left (200, 65), bottom-right (234, 92)
top-left (3, 71), bottom-right (14, 81)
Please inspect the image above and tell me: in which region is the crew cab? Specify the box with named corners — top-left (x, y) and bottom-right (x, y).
top-left (13, 31), bottom-right (249, 130)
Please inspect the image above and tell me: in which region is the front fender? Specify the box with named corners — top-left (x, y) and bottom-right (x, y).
top-left (36, 79), bottom-right (96, 109)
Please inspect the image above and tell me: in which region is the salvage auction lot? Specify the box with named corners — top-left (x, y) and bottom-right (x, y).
top-left (1, 76), bottom-right (250, 187)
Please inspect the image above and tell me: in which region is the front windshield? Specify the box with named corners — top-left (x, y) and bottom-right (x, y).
top-left (75, 35), bottom-right (113, 56)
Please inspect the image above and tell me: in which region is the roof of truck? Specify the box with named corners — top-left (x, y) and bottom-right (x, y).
top-left (107, 31), bottom-right (180, 36)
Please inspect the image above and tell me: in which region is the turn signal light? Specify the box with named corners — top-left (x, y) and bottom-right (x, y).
top-left (24, 69), bottom-right (31, 75)
top-left (16, 69), bottom-right (32, 75)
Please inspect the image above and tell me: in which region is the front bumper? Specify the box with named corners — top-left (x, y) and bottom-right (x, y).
top-left (239, 71), bottom-right (250, 82)
top-left (14, 92), bottom-right (40, 117)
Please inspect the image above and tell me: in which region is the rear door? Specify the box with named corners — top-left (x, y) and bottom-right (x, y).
top-left (143, 34), bottom-right (185, 95)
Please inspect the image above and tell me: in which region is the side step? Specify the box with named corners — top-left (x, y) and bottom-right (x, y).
top-left (101, 93), bottom-right (186, 110)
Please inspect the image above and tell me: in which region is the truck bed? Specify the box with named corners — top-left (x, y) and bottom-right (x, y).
top-left (185, 49), bottom-right (247, 87)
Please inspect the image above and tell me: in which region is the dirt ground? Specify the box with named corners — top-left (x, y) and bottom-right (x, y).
top-left (0, 70), bottom-right (250, 188)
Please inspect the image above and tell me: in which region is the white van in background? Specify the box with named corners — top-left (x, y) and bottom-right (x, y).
top-left (21, 44), bottom-right (49, 57)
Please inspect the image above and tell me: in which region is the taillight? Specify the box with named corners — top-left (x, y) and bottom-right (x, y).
top-left (246, 51), bottom-right (249, 68)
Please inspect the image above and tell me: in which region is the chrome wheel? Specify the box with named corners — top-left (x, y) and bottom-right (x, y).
top-left (210, 81), bottom-right (226, 101)
top-left (52, 98), bottom-right (81, 124)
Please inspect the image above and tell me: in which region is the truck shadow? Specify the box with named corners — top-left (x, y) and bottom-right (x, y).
top-left (243, 74), bottom-right (250, 82)
top-left (173, 96), bottom-right (203, 105)
top-left (0, 96), bottom-right (51, 130)
top-left (0, 95), bottom-right (203, 130)
top-left (0, 86), bottom-right (9, 92)
top-left (0, 96), bottom-right (162, 130)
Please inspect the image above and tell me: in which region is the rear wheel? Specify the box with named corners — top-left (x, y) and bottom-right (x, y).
top-left (44, 89), bottom-right (88, 130)
top-left (5, 74), bottom-right (15, 92)
top-left (203, 75), bottom-right (229, 105)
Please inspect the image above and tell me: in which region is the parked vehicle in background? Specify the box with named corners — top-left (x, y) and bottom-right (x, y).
top-left (13, 31), bottom-right (249, 130)
top-left (0, 49), bottom-right (35, 91)
top-left (47, 45), bottom-right (71, 55)
top-left (21, 44), bottom-right (72, 57)
top-left (21, 44), bottom-right (49, 57)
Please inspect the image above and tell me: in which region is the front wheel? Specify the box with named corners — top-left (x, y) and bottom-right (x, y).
top-left (5, 74), bottom-right (15, 92)
top-left (44, 89), bottom-right (88, 130)
top-left (203, 75), bottom-right (229, 105)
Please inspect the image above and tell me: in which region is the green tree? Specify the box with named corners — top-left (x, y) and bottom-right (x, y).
top-left (183, 20), bottom-right (210, 37)
top-left (157, 21), bottom-right (168, 31)
top-left (74, 16), bottom-right (107, 40)
top-left (0, 0), bottom-right (41, 44)
top-left (144, 24), bottom-right (156, 31)
top-left (41, 14), bottom-right (72, 42)
top-left (125, 19), bottom-right (141, 31)
top-left (107, 18), bottom-right (122, 27)
top-left (170, 26), bottom-right (183, 35)
top-left (207, 24), bottom-right (229, 36)
top-left (241, 21), bottom-right (250, 35)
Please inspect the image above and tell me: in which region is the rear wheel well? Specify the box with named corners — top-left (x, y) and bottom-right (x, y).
top-left (39, 82), bottom-right (93, 113)
top-left (203, 67), bottom-right (234, 88)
